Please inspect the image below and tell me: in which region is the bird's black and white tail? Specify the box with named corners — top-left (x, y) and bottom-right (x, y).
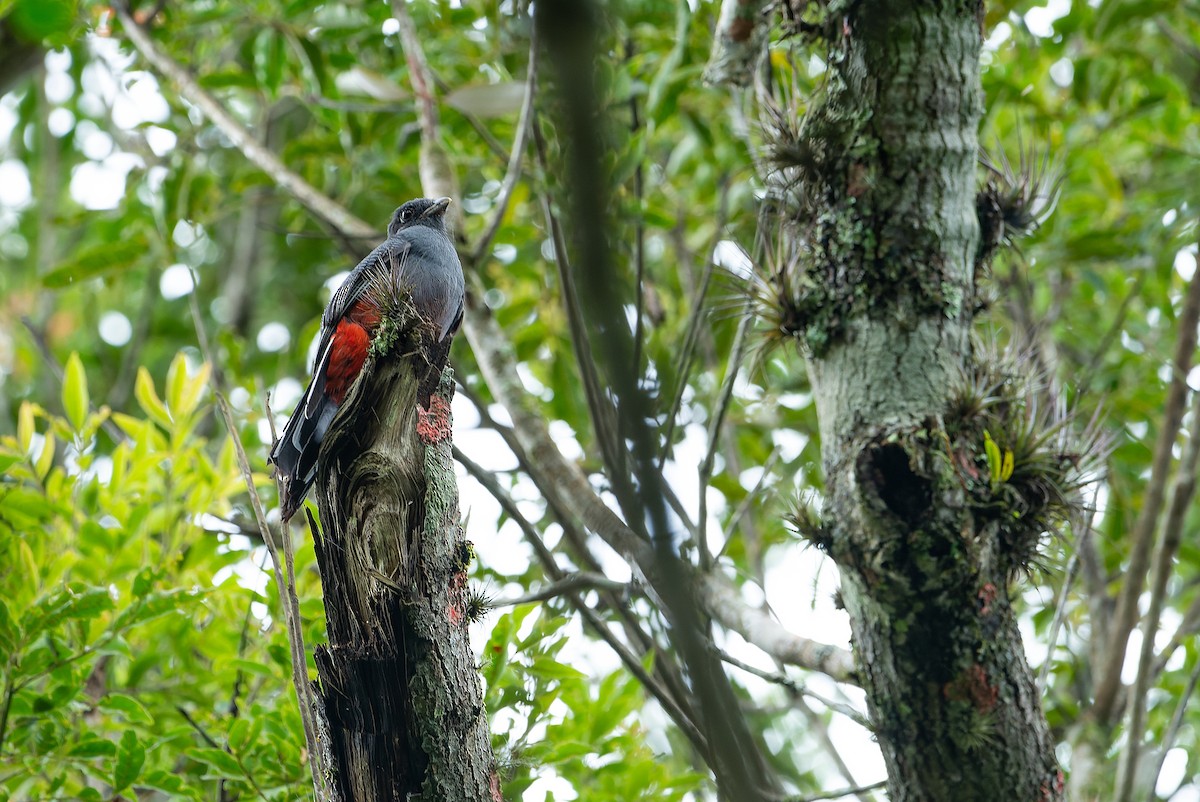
top-left (268, 338), bottom-right (340, 521)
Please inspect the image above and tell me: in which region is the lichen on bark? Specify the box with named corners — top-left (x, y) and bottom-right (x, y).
top-left (758, 2), bottom-right (1071, 799)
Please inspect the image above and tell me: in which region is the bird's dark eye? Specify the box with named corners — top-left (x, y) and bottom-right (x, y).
top-left (400, 209), bottom-right (413, 223)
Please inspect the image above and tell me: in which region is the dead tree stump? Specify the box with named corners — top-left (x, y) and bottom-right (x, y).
top-left (310, 324), bottom-right (498, 801)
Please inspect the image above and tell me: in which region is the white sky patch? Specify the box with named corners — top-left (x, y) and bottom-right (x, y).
top-left (1049, 57), bottom-right (1074, 87)
top-left (69, 159), bottom-right (132, 210)
top-left (172, 219), bottom-right (200, 248)
top-left (48, 107), bottom-right (75, 137)
top-left (381, 17), bottom-right (400, 35)
top-left (145, 126), bottom-right (177, 157)
top-left (713, 239), bottom-right (752, 278)
top-left (1170, 785), bottom-right (1200, 802)
top-left (0, 161), bottom-right (32, 209)
top-left (81, 61), bottom-right (119, 106)
top-left (661, 422), bottom-right (709, 524)
top-left (492, 243), bottom-right (517, 264)
top-left (1121, 628), bottom-right (1143, 684)
top-left (270, 377), bottom-right (304, 413)
top-left (763, 544), bottom-right (853, 649)
top-left (99, 311), bottom-right (132, 346)
top-left (112, 75), bottom-right (171, 129)
top-left (44, 70), bottom-right (75, 104)
top-left (160, 263), bottom-right (196, 300)
top-left (1157, 748), bottom-right (1189, 798)
top-left (228, 386), bottom-right (251, 412)
top-left (256, 321), bottom-right (291, 352)
top-left (546, 419), bottom-right (584, 461)
top-left (984, 21), bottom-right (1013, 51)
top-left (1024, 0), bottom-right (1072, 38)
top-left (1174, 247), bottom-right (1197, 282)
top-left (77, 120), bottom-right (114, 160)
top-left (323, 269), bottom-right (351, 297)
top-left (516, 361), bottom-right (552, 401)
top-left (0, 97), bottom-right (18, 145)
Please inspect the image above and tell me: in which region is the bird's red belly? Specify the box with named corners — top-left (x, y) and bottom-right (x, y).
top-left (325, 320), bottom-right (371, 404)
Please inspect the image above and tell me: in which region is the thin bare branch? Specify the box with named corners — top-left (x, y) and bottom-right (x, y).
top-left (720, 446), bottom-right (781, 556)
top-left (184, 276), bottom-right (329, 801)
top-left (1146, 652), bottom-right (1200, 802)
top-left (783, 780), bottom-right (889, 802)
top-left (719, 649), bottom-right (871, 729)
top-left (453, 445), bottom-right (711, 760)
top-left (659, 181), bottom-right (732, 466)
top-left (1038, 519), bottom-right (1093, 691)
top-left (530, 115), bottom-right (635, 518)
top-left (1094, 264), bottom-right (1200, 723)
top-left (471, 31), bottom-right (538, 266)
top-left (390, 0), bottom-right (462, 233)
top-left (698, 300), bottom-right (755, 569)
top-left (1116, 375), bottom-right (1200, 801)
top-left (700, 571), bottom-right (857, 683)
top-left (490, 572), bottom-right (631, 608)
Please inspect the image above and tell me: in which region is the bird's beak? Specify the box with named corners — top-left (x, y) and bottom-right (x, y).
top-left (424, 197), bottom-right (452, 217)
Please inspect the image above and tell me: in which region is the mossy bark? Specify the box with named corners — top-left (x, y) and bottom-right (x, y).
top-left (312, 352), bottom-right (498, 802)
top-left (783, 3), bottom-right (1065, 799)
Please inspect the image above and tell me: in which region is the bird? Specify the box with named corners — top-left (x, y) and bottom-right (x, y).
top-left (269, 197), bottom-right (464, 522)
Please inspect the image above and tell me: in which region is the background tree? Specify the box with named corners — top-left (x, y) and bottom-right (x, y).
top-left (0, 0), bottom-right (1198, 800)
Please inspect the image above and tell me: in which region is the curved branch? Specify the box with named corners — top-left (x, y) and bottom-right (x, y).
top-left (700, 572), bottom-right (856, 683)
top-left (116, 4), bottom-right (374, 241)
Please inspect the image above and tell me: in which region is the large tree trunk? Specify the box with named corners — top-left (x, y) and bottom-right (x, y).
top-left (311, 327), bottom-right (499, 801)
top-left (770, 2), bottom-right (1065, 799)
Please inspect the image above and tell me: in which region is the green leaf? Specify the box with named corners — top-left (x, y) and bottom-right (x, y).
top-left (69, 736), bottom-right (117, 758)
top-left (17, 401), bottom-right (34, 452)
top-left (228, 716), bottom-right (261, 752)
top-left (141, 770), bottom-right (186, 795)
top-left (62, 352), bottom-right (89, 432)
top-left (0, 598), bottom-right (17, 653)
top-left (112, 588), bottom-right (199, 630)
top-left (10, 0), bottom-right (76, 43)
top-left (41, 233), bottom-right (148, 288)
top-left (131, 567), bottom-right (155, 597)
top-left (529, 656), bottom-right (587, 682)
top-left (101, 693), bottom-right (154, 725)
top-left (189, 747), bottom-right (243, 778)
top-left (134, 367), bottom-right (174, 430)
top-left (112, 730), bottom-right (145, 792)
top-left (34, 430), bottom-right (55, 480)
top-left (27, 586), bottom-right (114, 635)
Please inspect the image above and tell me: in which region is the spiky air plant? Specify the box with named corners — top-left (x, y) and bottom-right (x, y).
top-left (784, 488), bottom-right (832, 552)
top-left (945, 343), bottom-right (1108, 574)
top-left (975, 134), bottom-right (1065, 273)
top-left (463, 585), bottom-right (494, 624)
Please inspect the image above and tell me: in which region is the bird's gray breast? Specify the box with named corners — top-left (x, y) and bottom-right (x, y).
top-left (392, 227), bottom-right (465, 340)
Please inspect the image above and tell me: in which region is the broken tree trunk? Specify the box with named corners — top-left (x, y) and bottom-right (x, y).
top-left (310, 312), bottom-right (498, 801)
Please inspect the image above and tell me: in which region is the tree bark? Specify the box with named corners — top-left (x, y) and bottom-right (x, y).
top-left (771, 2), bottom-right (1065, 799)
top-left (312, 325), bottom-right (499, 801)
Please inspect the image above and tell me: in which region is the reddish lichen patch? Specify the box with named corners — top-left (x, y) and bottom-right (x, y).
top-left (416, 394), bottom-right (453, 444)
top-left (944, 663), bottom-right (998, 714)
top-left (978, 582), bottom-right (998, 616)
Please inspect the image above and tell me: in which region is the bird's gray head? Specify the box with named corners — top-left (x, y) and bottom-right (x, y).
top-left (387, 197), bottom-right (452, 237)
